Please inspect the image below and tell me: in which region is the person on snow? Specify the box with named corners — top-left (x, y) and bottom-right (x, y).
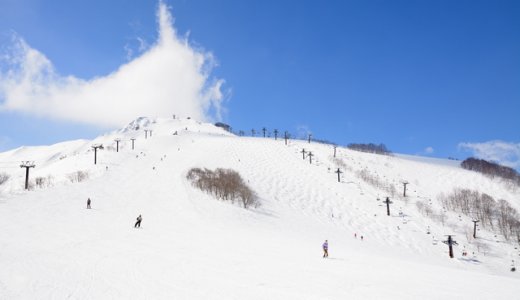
top-left (87, 198), bottom-right (91, 209)
top-left (322, 240), bottom-right (329, 258)
top-left (134, 214), bottom-right (142, 228)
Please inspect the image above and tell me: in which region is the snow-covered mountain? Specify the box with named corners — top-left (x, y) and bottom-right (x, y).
top-left (0, 117), bottom-right (518, 299)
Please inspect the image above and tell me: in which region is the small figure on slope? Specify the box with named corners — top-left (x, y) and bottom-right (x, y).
top-left (134, 214), bottom-right (142, 228)
top-left (322, 240), bottom-right (329, 258)
top-left (87, 198), bottom-right (91, 209)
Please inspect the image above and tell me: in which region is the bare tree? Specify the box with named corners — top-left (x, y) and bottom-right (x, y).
top-left (461, 157), bottom-right (520, 186)
top-left (35, 177), bottom-right (46, 188)
top-left (34, 175), bottom-right (55, 188)
top-left (67, 171), bottom-right (90, 183)
top-left (347, 143), bottom-right (391, 155)
top-left (436, 209), bottom-right (447, 226)
top-left (0, 172), bottom-right (9, 185)
top-left (439, 188), bottom-right (519, 242)
top-left (186, 168), bottom-right (258, 209)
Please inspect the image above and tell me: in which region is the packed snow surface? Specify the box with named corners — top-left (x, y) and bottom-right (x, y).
top-left (0, 117), bottom-right (518, 299)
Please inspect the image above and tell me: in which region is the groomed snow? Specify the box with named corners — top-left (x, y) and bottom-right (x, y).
top-left (0, 117), bottom-right (518, 299)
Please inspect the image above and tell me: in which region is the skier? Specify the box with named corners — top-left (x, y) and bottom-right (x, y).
top-left (322, 240), bottom-right (329, 258)
top-left (134, 214), bottom-right (142, 228)
top-left (87, 198), bottom-right (91, 209)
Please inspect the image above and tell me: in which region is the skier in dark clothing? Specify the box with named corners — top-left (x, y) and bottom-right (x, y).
top-left (322, 240), bottom-right (329, 258)
top-left (87, 198), bottom-right (91, 209)
top-left (134, 214), bottom-right (142, 228)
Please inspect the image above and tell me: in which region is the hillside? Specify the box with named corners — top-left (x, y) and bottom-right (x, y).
top-left (0, 117), bottom-right (518, 299)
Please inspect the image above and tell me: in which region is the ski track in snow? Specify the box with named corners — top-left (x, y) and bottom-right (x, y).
top-left (0, 117), bottom-right (518, 299)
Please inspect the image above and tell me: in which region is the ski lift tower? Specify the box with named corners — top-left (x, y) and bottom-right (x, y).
top-left (442, 235), bottom-right (458, 258)
top-left (91, 144), bottom-right (104, 165)
top-left (308, 151), bottom-right (314, 164)
top-left (20, 161), bottom-right (35, 190)
top-left (472, 220), bottom-right (480, 238)
top-left (114, 138), bottom-right (121, 152)
top-left (384, 197), bottom-right (393, 216)
top-left (335, 168), bottom-right (343, 182)
top-left (402, 181), bottom-right (409, 197)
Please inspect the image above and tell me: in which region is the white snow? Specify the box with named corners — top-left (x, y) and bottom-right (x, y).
top-left (0, 117), bottom-right (518, 299)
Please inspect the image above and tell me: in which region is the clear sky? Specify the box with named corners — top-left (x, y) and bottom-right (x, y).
top-left (0, 0), bottom-right (519, 168)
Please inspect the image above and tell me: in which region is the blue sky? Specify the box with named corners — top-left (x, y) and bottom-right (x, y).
top-left (0, 0), bottom-right (519, 168)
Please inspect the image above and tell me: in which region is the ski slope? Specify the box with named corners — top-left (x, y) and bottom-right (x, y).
top-left (0, 117), bottom-right (518, 299)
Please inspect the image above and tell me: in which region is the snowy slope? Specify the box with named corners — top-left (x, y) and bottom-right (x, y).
top-left (0, 117), bottom-right (518, 299)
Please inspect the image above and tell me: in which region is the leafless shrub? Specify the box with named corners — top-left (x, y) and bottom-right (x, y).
top-left (46, 175), bottom-right (54, 187)
top-left (332, 157), bottom-right (349, 170)
top-left (416, 202), bottom-right (438, 221)
top-left (67, 171), bottom-right (89, 183)
top-left (25, 181), bottom-right (35, 191)
top-left (511, 220), bottom-right (520, 246)
top-left (424, 205), bottom-right (433, 217)
top-left (355, 168), bottom-right (398, 198)
top-left (416, 201), bottom-right (426, 214)
top-left (0, 172), bottom-right (9, 185)
top-left (464, 228), bottom-right (474, 243)
top-left (388, 184), bottom-right (398, 198)
top-left (34, 175), bottom-right (54, 188)
top-left (186, 168), bottom-right (258, 209)
top-left (35, 177), bottom-right (46, 188)
top-left (496, 199), bottom-right (519, 241)
top-left (435, 209), bottom-right (447, 226)
top-left (474, 239), bottom-right (490, 255)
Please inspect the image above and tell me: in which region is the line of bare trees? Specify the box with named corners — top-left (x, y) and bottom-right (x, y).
top-left (35, 175), bottom-right (54, 188)
top-left (438, 188), bottom-right (520, 243)
top-left (461, 158), bottom-right (520, 186)
top-left (357, 169), bottom-right (398, 197)
top-left (347, 143), bottom-right (391, 155)
top-left (186, 168), bottom-right (258, 209)
top-left (415, 200), bottom-right (448, 225)
top-left (1, 170), bottom-right (89, 190)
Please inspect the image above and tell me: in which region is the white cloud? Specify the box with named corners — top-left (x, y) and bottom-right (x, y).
top-left (424, 146), bottom-right (434, 154)
top-left (123, 37), bottom-right (150, 61)
top-left (124, 43), bottom-right (134, 61)
top-left (0, 1), bottom-right (226, 128)
top-left (458, 140), bottom-right (520, 169)
top-left (137, 37), bottom-right (149, 52)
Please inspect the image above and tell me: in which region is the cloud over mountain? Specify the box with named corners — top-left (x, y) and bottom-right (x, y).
top-left (459, 140), bottom-right (520, 169)
top-left (0, 1), bottom-right (226, 128)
